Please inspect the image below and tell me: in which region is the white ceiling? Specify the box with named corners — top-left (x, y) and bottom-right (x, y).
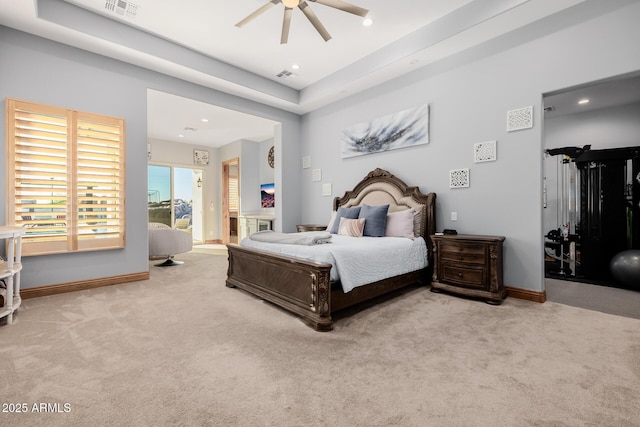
top-left (3, 0), bottom-right (637, 147)
top-left (544, 73), bottom-right (640, 118)
top-left (147, 89), bottom-right (279, 147)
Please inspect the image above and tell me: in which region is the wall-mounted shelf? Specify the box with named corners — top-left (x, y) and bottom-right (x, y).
top-left (1, 226), bottom-right (26, 325)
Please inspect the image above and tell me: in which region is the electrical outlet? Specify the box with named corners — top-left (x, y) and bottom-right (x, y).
top-left (451, 212), bottom-right (458, 221)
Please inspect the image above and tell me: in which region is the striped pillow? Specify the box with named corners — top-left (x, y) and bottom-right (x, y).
top-left (338, 217), bottom-right (366, 237)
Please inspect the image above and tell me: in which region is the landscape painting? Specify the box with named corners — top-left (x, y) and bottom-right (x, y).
top-left (341, 104), bottom-right (430, 158)
top-left (261, 183), bottom-right (275, 208)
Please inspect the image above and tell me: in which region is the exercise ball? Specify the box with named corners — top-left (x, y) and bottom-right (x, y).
top-left (609, 250), bottom-right (640, 289)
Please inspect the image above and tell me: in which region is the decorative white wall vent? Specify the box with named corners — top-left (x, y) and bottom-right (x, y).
top-left (507, 106), bottom-right (533, 132)
top-left (474, 140), bottom-right (497, 163)
top-left (105, 0), bottom-right (139, 17)
top-left (449, 169), bottom-right (470, 189)
top-left (302, 156), bottom-right (311, 169)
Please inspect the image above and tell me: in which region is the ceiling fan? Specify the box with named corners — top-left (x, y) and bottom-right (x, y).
top-left (235, 0), bottom-right (369, 44)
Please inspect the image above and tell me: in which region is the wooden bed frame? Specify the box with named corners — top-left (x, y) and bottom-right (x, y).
top-left (226, 168), bottom-right (436, 331)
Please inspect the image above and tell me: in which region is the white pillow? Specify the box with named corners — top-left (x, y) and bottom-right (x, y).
top-left (338, 217), bottom-right (365, 237)
top-left (326, 211), bottom-right (337, 232)
top-left (384, 209), bottom-right (415, 238)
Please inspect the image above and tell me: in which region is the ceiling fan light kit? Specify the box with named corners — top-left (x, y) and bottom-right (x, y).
top-left (236, 0), bottom-right (369, 44)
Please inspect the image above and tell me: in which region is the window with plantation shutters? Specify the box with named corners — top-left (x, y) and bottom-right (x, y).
top-left (6, 98), bottom-right (126, 256)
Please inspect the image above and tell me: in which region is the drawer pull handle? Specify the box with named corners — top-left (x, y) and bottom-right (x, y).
top-left (458, 273), bottom-right (463, 278)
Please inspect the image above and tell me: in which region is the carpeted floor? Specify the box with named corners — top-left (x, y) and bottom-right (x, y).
top-left (191, 243), bottom-right (228, 256)
top-left (1, 251), bottom-right (639, 426)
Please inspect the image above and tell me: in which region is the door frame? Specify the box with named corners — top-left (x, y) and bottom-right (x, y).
top-left (222, 158), bottom-right (239, 245)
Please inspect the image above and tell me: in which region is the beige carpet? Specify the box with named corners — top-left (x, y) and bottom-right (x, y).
top-left (1, 251), bottom-right (639, 426)
top-left (191, 243), bottom-right (228, 256)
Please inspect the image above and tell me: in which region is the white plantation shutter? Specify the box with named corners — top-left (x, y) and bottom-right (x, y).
top-left (229, 176), bottom-right (239, 211)
top-left (6, 99), bottom-right (126, 256)
top-left (75, 113), bottom-right (125, 250)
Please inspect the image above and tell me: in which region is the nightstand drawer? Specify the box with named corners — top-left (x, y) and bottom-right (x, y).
top-left (431, 234), bottom-right (506, 304)
top-left (441, 264), bottom-right (485, 288)
top-left (440, 242), bottom-right (486, 264)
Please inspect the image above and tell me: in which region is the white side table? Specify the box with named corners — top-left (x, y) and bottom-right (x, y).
top-left (0, 226), bottom-right (26, 324)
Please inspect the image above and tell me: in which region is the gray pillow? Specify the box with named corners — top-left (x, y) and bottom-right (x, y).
top-left (359, 204), bottom-right (389, 237)
top-left (329, 206), bottom-right (361, 234)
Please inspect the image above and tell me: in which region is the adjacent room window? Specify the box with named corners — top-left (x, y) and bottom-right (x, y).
top-left (5, 98), bottom-right (126, 256)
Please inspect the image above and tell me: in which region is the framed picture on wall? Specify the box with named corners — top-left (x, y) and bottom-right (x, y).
top-left (194, 149), bottom-right (209, 165)
top-left (261, 183), bottom-right (275, 208)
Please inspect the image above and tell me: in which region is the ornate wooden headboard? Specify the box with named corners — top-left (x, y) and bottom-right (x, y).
top-left (332, 168), bottom-right (437, 261)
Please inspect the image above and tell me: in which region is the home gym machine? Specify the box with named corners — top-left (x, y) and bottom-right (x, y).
top-left (545, 145), bottom-right (640, 288)
top-left (544, 146), bottom-right (589, 279)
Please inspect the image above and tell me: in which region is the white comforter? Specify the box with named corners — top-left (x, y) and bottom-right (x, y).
top-left (249, 230), bottom-right (332, 245)
top-left (240, 234), bottom-right (428, 293)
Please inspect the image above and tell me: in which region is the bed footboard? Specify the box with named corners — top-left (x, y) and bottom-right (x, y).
top-left (226, 244), bottom-right (334, 331)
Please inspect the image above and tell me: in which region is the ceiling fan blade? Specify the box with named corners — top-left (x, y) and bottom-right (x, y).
top-left (281, 7), bottom-right (293, 44)
top-left (235, 0), bottom-right (281, 28)
top-left (308, 0), bottom-right (369, 17)
top-left (299, 2), bottom-right (332, 42)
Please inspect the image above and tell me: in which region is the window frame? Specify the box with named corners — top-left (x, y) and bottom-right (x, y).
top-left (5, 98), bottom-right (126, 256)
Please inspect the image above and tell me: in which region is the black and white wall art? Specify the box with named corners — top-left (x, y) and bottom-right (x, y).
top-left (341, 104), bottom-right (429, 158)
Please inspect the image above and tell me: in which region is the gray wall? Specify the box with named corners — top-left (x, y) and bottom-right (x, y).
top-left (0, 26), bottom-right (301, 288)
top-left (299, 2), bottom-right (640, 292)
top-left (240, 140), bottom-right (260, 213)
top-left (217, 138), bottom-right (276, 227)
top-left (260, 138), bottom-right (276, 189)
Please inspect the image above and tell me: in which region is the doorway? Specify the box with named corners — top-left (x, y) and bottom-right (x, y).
top-left (148, 164), bottom-right (204, 243)
top-left (222, 158), bottom-right (239, 244)
top-left (542, 73), bottom-right (640, 295)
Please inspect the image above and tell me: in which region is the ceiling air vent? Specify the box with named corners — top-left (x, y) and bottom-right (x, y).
top-left (104, 0), bottom-right (139, 18)
top-left (276, 70), bottom-right (294, 79)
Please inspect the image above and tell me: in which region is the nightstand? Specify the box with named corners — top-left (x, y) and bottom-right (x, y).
top-left (430, 234), bottom-right (506, 304)
top-left (296, 224), bottom-right (328, 232)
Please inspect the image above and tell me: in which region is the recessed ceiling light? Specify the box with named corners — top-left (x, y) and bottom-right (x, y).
top-left (362, 17), bottom-right (373, 27)
top-left (201, 118), bottom-right (209, 122)
top-left (578, 98), bottom-right (590, 105)
top-left (178, 134), bottom-right (184, 138)
top-left (291, 64), bottom-right (300, 70)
